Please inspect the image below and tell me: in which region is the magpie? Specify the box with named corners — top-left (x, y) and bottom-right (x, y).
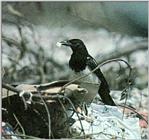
top-left (57, 39), bottom-right (116, 106)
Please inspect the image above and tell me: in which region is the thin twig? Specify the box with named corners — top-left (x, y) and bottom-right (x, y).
top-left (57, 98), bottom-right (71, 137)
top-left (122, 85), bottom-right (130, 120)
top-left (2, 134), bottom-right (40, 139)
top-left (96, 98), bottom-right (148, 124)
top-left (2, 83), bottom-right (21, 93)
top-left (99, 97), bottom-right (148, 124)
top-left (59, 58), bottom-right (132, 92)
top-left (37, 91), bottom-right (51, 139)
top-left (13, 113), bottom-right (26, 135)
top-left (58, 98), bottom-right (69, 121)
top-left (63, 96), bottom-right (86, 138)
top-left (72, 131), bottom-right (123, 139)
top-left (2, 35), bottom-right (21, 47)
top-left (118, 104), bottom-right (148, 124)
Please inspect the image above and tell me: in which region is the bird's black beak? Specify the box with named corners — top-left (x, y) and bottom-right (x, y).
top-left (56, 40), bottom-right (72, 47)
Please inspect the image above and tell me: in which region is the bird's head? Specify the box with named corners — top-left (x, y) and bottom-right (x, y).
top-left (56, 39), bottom-right (89, 72)
top-left (56, 39), bottom-right (87, 52)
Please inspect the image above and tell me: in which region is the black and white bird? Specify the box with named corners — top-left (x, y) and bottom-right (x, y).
top-left (56, 39), bottom-right (116, 106)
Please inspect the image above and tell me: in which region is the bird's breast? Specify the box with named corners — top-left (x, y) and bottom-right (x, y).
top-left (69, 53), bottom-right (87, 72)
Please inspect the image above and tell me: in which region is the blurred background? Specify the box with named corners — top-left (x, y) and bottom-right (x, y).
top-left (1, 2), bottom-right (148, 138)
top-left (2, 1), bottom-right (148, 90)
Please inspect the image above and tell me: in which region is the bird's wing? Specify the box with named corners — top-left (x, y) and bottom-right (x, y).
top-left (86, 55), bottom-right (107, 83)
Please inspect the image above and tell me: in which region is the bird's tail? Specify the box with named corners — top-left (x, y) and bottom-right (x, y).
top-left (95, 68), bottom-right (116, 106)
